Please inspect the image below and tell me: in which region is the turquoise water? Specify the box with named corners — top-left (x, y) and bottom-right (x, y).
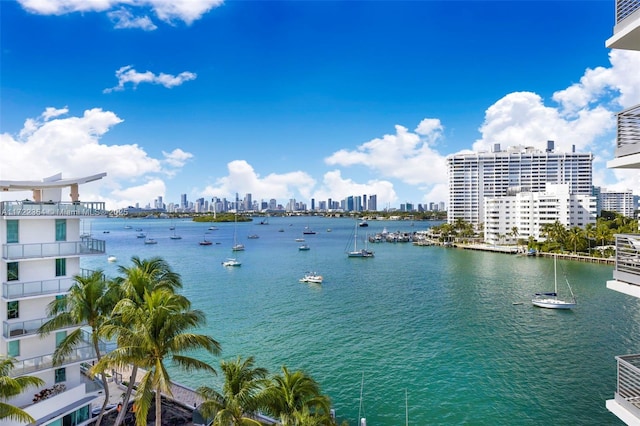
top-left (84, 216), bottom-right (633, 425)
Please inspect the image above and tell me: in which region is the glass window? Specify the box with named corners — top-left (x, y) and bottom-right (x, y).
top-left (55, 219), bottom-right (67, 242)
top-left (55, 367), bottom-right (66, 383)
top-left (6, 220), bottom-right (18, 243)
top-left (7, 262), bottom-right (18, 281)
top-left (56, 331), bottom-right (67, 348)
top-left (7, 340), bottom-right (19, 357)
top-left (7, 301), bottom-right (18, 319)
top-left (55, 258), bottom-right (66, 277)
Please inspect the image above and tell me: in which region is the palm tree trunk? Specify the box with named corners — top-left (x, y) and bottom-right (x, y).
top-left (156, 386), bottom-right (162, 426)
top-left (93, 337), bottom-right (109, 426)
top-left (114, 366), bottom-right (138, 426)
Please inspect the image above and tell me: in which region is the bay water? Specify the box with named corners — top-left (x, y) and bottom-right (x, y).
top-left (83, 216), bottom-right (633, 425)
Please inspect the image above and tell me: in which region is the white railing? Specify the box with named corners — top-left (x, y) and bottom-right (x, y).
top-left (615, 104), bottom-right (640, 158)
top-left (3, 317), bottom-right (53, 338)
top-left (2, 239), bottom-right (106, 260)
top-left (613, 354), bottom-right (640, 418)
top-left (2, 277), bottom-right (74, 299)
top-left (613, 234), bottom-right (640, 286)
top-left (9, 344), bottom-right (98, 377)
top-left (0, 201), bottom-right (107, 217)
top-left (616, 0), bottom-right (640, 24)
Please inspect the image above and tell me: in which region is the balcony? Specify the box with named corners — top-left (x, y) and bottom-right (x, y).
top-left (608, 104), bottom-right (640, 169)
top-left (3, 317), bottom-right (53, 339)
top-left (2, 238), bottom-right (106, 260)
top-left (607, 354), bottom-right (640, 424)
top-left (607, 234), bottom-right (640, 297)
top-left (9, 330), bottom-right (110, 377)
top-left (0, 200), bottom-right (107, 217)
top-left (2, 269), bottom-right (98, 300)
top-left (606, 0), bottom-right (640, 50)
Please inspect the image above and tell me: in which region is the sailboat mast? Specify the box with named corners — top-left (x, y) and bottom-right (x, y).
top-left (554, 254), bottom-right (558, 294)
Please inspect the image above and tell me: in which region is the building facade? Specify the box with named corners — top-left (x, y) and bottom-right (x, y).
top-left (1, 173), bottom-right (108, 426)
top-left (484, 184), bottom-right (597, 245)
top-left (599, 188), bottom-right (636, 218)
top-left (447, 141), bottom-right (593, 227)
top-left (603, 1), bottom-right (640, 424)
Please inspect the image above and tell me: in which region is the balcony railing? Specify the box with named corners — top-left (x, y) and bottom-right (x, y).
top-left (613, 234), bottom-right (640, 286)
top-left (616, 0), bottom-right (640, 24)
top-left (9, 329), bottom-right (111, 377)
top-left (3, 317), bottom-right (53, 339)
top-left (1, 269), bottom-right (99, 300)
top-left (612, 354), bottom-right (640, 417)
top-left (0, 201), bottom-right (107, 217)
top-left (615, 104), bottom-right (640, 158)
top-left (2, 238), bottom-right (106, 260)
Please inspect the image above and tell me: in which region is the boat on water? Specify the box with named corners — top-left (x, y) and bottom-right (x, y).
top-left (303, 226), bottom-right (316, 235)
top-left (136, 232), bottom-right (146, 238)
top-left (298, 244), bottom-right (310, 251)
top-left (359, 220), bottom-right (369, 227)
top-left (170, 232), bottom-right (182, 240)
top-left (222, 258), bottom-right (241, 267)
top-left (299, 272), bottom-right (323, 284)
top-left (295, 238), bottom-right (305, 242)
top-left (232, 213), bottom-right (245, 251)
top-left (347, 222), bottom-right (374, 258)
top-left (144, 237), bottom-right (157, 245)
top-left (278, 228), bottom-right (285, 232)
top-left (124, 225), bottom-right (132, 229)
top-left (247, 234), bottom-right (259, 239)
top-left (532, 254), bottom-right (576, 309)
top-left (199, 234), bottom-right (213, 246)
top-left (208, 226), bottom-right (218, 231)
top-left (107, 255), bottom-right (117, 263)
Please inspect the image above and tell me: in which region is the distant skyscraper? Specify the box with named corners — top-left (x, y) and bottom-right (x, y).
top-left (311, 198), bottom-right (315, 211)
top-left (363, 194), bottom-right (367, 211)
top-left (181, 193), bottom-right (187, 210)
top-left (368, 195), bottom-right (377, 212)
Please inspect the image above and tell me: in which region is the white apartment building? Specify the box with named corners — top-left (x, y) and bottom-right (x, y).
top-left (603, 1), bottom-right (640, 425)
top-left (484, 184), bottom-right (597, 245)
top-left (1, 173), bottom-right (107, 426)
top-left (600, 188), bottom-right (635, 217)
top-left (447, 141), bottom-right (593, 227)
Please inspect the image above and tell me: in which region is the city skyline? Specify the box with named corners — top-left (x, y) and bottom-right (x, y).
top-left (2, 1), bottom-right (640, 211)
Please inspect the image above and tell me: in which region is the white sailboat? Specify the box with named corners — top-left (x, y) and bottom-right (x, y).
top-left (232, 212), bottom-right (245, 251)
top-left (532, 254), bottom-right (576, 309)
top-left (222, 257), bottom-right (241, 267)
top-left (347, 221), bottom-right (374, 258)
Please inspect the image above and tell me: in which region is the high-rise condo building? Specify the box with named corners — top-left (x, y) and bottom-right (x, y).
top-left (1, 173), bottom-right (108, 426)
top-left (602, 1), bottom-right (640, 423)
top-left (446, 141), bottom-right (593, 227)
top-left (599, 188), bottom-right (635, 218)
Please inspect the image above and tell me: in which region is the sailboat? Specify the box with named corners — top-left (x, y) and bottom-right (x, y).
top-left (347, 221), bottom-right (374, 258)
top-left (170, 228), bottom-right (182, 240)
top-left (232, 213), bottom-right (245, 251)
top-left (222, 257), bottom-right (241, 267)
top-left (532, 254), bottom-right (576, 309)
top-left (199, 233), bottom-right (213, 246)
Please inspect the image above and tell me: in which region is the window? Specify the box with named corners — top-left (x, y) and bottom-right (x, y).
top-left (55, 219), bottom-right (67, 242)
top-left (55, 367), bottom-right (66, 383)
top-left (56, 331), bottom-right (67, 348)
top-left (7, 301), bottom-right (18, 319)
top-left (7, 262), bottom-right (18, 281)
top-left (6, 220), bottom-right (18, 243)
top-left (55, 258), bottom-right (66, 277)
top-left (8, 340), bottom-right (19, 357)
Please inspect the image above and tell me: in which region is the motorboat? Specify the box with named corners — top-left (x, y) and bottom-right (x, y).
top-left (299, 272), bottom-right (323, 284)
top-left (222, 258), bottom-right (241, 267)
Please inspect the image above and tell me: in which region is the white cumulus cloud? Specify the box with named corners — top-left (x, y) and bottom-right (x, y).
top-left (0, 107), bottom-right (192, 209)
top-left (104, 65), bottom-right (197, 93)
top-left (17, 0), bottom-right (223, 27)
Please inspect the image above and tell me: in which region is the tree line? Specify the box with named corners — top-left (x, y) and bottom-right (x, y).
top-left (1, 256), bottom-right (341, 426)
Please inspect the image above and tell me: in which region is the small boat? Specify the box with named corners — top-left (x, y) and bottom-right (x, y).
top-left (222, 258), bottom-right (241, 267)
top-left (136, 232), bottom-right (146, 238)
top-left (199, 234), bottom-right (213, 246)
top-left (103, 230), bottom-right (110, 234)
top-left (170, 233), bottom-right (182, 240)
top-left (302, 226), bottom-right (316, 235)
top-left (299, 272), bottom-right (323, 284)
top-left (144, 237), bottom-right (157, 245)
top-left (208, 226), bottom-right (218, 231)
top-left (232, 243), bottom-right (245, 251)
top-left (232, 213), bottom-right (244, 251)
top-left (247, 234), bottom-right (259, 239)
top-left (278, 228), bottom-right (285, 232)
top-left (169, 226), bottom-right (175, 231)
top-left (359, 220), bottom-right (369, 227)
top-left (298, 244), bottom-right (310, 251)
top-left (107, 255), bottom-right (117, 263)
top-left (532, 254), bottom-right (576, 309)
top-left (124, 225), bottom-right (132, 229)
top-left (295, 238), bottom-right (305, 242)
top-left (327, 228), bottom-right (332, 232)
top-left (135, 228), bottom-right (143, 232)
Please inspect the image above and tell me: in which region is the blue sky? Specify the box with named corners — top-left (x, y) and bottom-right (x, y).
top-left (1, 0), bottom-right (639, 210)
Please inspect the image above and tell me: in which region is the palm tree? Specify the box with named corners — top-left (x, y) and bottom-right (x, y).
top-left (596, 223), bottom-right (613, 248)
top-left (97, 289), bottom-right (221, 426)
top-left (585, 223), bottom-right (595, 255)
top-left (37, 269), bottom-right (115, 426)
top-left (197, 355), bottom-right (268, 425)
top-left (261, 366), bottom-right (332, 426)
top-left (567, 226), bottom-right (584, 254)
top-left (105, 256), bottom-right (185, 426)
top-left (0, 356), bottom-right (45, 423)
